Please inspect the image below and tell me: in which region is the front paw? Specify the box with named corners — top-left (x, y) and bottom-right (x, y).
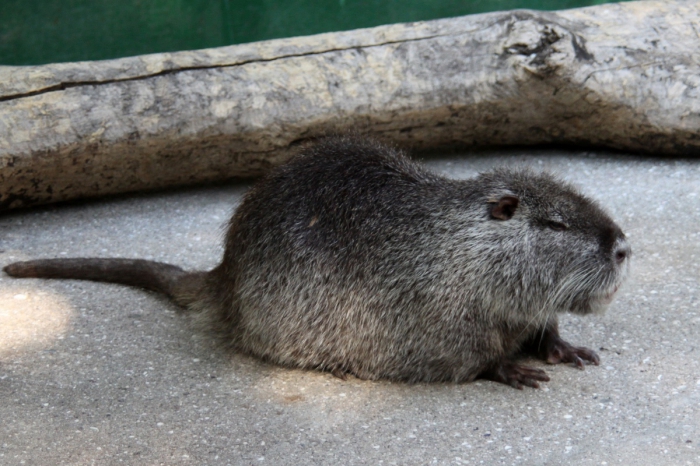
top-left (481, 362), bottom-right (550, 390)
top-left (545, 339), bottom-right (600, 369)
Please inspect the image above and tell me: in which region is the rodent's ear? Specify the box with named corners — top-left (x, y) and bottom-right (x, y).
top-left (490, 196), bottom-right (519, 220)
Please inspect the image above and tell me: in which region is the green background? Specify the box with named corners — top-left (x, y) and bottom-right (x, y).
top-left (1, 0), bottom-right (627, 66)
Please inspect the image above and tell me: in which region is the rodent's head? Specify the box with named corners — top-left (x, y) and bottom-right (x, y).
top-left (478, 168), bottom-right (630, 316)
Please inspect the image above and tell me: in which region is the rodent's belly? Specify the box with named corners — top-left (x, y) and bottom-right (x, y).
top-left (231, 243), bottom-right (527, 381)
top-left (235, 288), bottom-right (516, 382)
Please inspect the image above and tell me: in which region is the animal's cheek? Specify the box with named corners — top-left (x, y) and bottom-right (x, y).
top-left (530, 233), bottom-right (573, 257)
top-left (556, 235), bottom-right (600, 258)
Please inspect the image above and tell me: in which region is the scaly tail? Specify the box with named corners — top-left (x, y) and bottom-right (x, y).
top-left (3, 258), bottom-right (207, 308)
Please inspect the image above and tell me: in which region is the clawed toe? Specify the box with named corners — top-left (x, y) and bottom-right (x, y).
top-left (524, 322), bottom-right (601, 371)
top-left (481, 362), bottom-right (550, 390)
top-left (546, 343), bottom-right (600, 369)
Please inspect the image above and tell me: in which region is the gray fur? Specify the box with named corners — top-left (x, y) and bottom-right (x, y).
top-left (4, 136), bottom-right (630, 387)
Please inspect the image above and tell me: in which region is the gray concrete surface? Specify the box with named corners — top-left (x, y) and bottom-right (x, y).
top-left (1, 148), bottom-right (698, 465)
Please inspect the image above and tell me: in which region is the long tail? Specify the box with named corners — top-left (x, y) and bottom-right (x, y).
top-left (3, 258), bottom-right (206, 307)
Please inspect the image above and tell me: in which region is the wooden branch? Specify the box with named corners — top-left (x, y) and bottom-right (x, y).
top-left (1, 0), bottom-right (698, 210)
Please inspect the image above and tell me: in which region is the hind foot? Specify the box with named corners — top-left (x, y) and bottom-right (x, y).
top-left (480, 362), bottom-right (550, 390)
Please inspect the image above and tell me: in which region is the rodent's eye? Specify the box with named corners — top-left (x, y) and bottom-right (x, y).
top-left (547, 220), bottom-right (568, 232)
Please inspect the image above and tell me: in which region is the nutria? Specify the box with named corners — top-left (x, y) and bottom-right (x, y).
top-left (3, 137), bottom-right (630, 389)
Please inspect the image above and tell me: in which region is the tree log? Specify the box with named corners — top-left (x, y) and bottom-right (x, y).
top-left (1, 0), bottom-right (698, 210)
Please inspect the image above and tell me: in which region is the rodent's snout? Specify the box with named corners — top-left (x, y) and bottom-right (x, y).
top-left (601, 224), bottom-right (630, 266)
top-left (613, 240), bottom-right (631, 265)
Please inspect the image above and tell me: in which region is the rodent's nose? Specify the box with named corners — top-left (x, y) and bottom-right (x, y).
top-left (614, 242), bottom-right (631, 265)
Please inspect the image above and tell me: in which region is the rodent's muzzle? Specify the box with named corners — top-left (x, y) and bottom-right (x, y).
top-left (601, 224), bottom-right (630, 266)
top-left (573, 228), bottom-right (630, 315)
top-left (592, 233), bottom-right (630, 312)
top-left (613, 239), bottom-right (631, 265)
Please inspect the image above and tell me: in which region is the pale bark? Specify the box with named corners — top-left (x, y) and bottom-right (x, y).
top-left (1, 0), bottom-right (698, 210)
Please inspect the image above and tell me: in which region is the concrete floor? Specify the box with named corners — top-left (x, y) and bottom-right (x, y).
top-left (1, 148), bottom-right (698, 465)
